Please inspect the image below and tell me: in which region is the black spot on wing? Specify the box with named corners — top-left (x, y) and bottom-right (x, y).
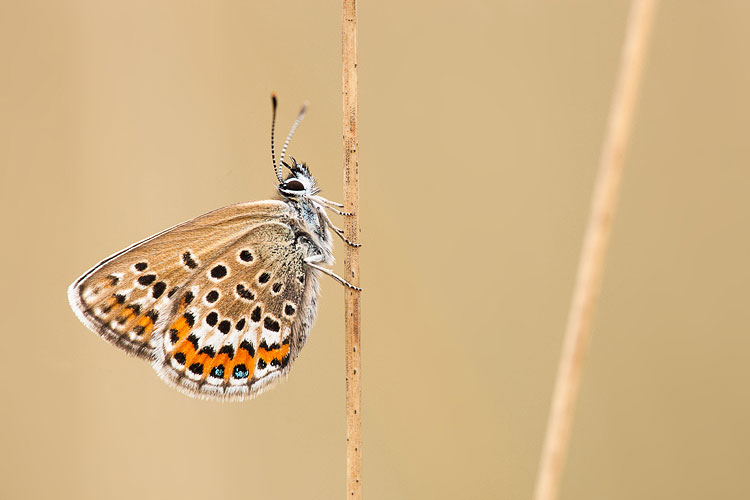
top-left (183, 312), bottom-right (195, 327)
top-left (218, 320), bottom-right (231, 335)
top-left (218, 345), bottom-right (235, 359)
top-left (138, 274), bottom-right (156, 286)
top-left (239, 250), bottom-right (254, 262)
top-left (236, 284), bottom-right (255, 301)
top-left (266, 342), bottom-right (281, 351)
top-left (210, 265), bottom-right (227, 279)
top-left (182, 251), bottom-right (198, 269)
top-left (263, 316), bottom-right (280, 333)
top-left (239, 340), bottom-right (255, 358)
top-left (152, 281), bottom-right (167, 299)
top-left (198, 346), bottom-right (216, 358)
top-left (186, 334), bottom-right (199, 350)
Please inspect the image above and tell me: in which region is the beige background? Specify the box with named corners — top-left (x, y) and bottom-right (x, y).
top-left (1, 1), bottom-right (749, 499)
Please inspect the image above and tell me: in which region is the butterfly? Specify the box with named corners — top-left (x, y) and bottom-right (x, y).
top-left (67, 95), bottom-right (360, 401)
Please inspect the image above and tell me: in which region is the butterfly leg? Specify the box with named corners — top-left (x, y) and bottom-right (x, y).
top-left (323, 205), bottom-right (355, 217)
top-left (330, 225), bottom-right (361, 248)
top-left (313, 195), bottom-right (355, 216)
top-left (317, 207), bottom-right (361, 248)
top-left (305, 259), bottom-right (362, 291)
top-left (314, 196), bottom-right (345, 208)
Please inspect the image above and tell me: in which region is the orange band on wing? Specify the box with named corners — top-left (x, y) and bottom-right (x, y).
top-left (168, 315), bottom-right (193, 345)
top-left (187, 353), bottom-right (210, 378)
top-left (137, 315), bottom-right (153, 330)
top-left (258, 343), bottom-right (290, 365)
top-left (173, 336), bottom-right (199, 366)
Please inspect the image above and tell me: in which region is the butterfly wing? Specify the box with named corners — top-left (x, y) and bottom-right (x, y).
top-left (68, 200), bottom-right (321, 400)
top-left (153, 221), bottom-right (319, 400)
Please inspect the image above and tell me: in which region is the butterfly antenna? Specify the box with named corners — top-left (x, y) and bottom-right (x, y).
top-left (278, 101), bottom-right (308, 174)
top-left (270, 92), bottom-right (282, 182)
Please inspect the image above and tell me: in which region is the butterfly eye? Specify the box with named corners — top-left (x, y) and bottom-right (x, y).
top-left (284, 180), bottom-right (305, 191)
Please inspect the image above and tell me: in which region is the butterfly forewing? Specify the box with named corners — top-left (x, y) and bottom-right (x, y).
top-left (69, 200), bottom-right (319, 400)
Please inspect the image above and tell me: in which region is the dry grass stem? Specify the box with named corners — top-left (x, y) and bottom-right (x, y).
top-left (342, 0), bottom-right (362, 498)
top-left (532, 1), bottom-right (659, 499)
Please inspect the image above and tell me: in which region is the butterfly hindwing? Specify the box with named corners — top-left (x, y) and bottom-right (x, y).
top-left (153, 221), bottom-right (319, 400)
top-left (68, 201), bottom-right (298, 359)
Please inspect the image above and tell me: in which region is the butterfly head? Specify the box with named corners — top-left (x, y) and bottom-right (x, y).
top-left (271, 93), bottom-right (317, 199)
top-left (277, 158), bottom-right (319, 198)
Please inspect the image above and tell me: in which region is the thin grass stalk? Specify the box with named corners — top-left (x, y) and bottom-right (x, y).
top-left (533, 1), bottom-right (659, 499)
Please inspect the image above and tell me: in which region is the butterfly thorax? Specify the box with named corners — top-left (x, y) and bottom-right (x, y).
top-left (285, 197), bottom-right (334, 266)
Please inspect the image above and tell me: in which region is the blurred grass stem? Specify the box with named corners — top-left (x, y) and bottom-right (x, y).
top-left (532, 1), bottom-right (658, 499)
